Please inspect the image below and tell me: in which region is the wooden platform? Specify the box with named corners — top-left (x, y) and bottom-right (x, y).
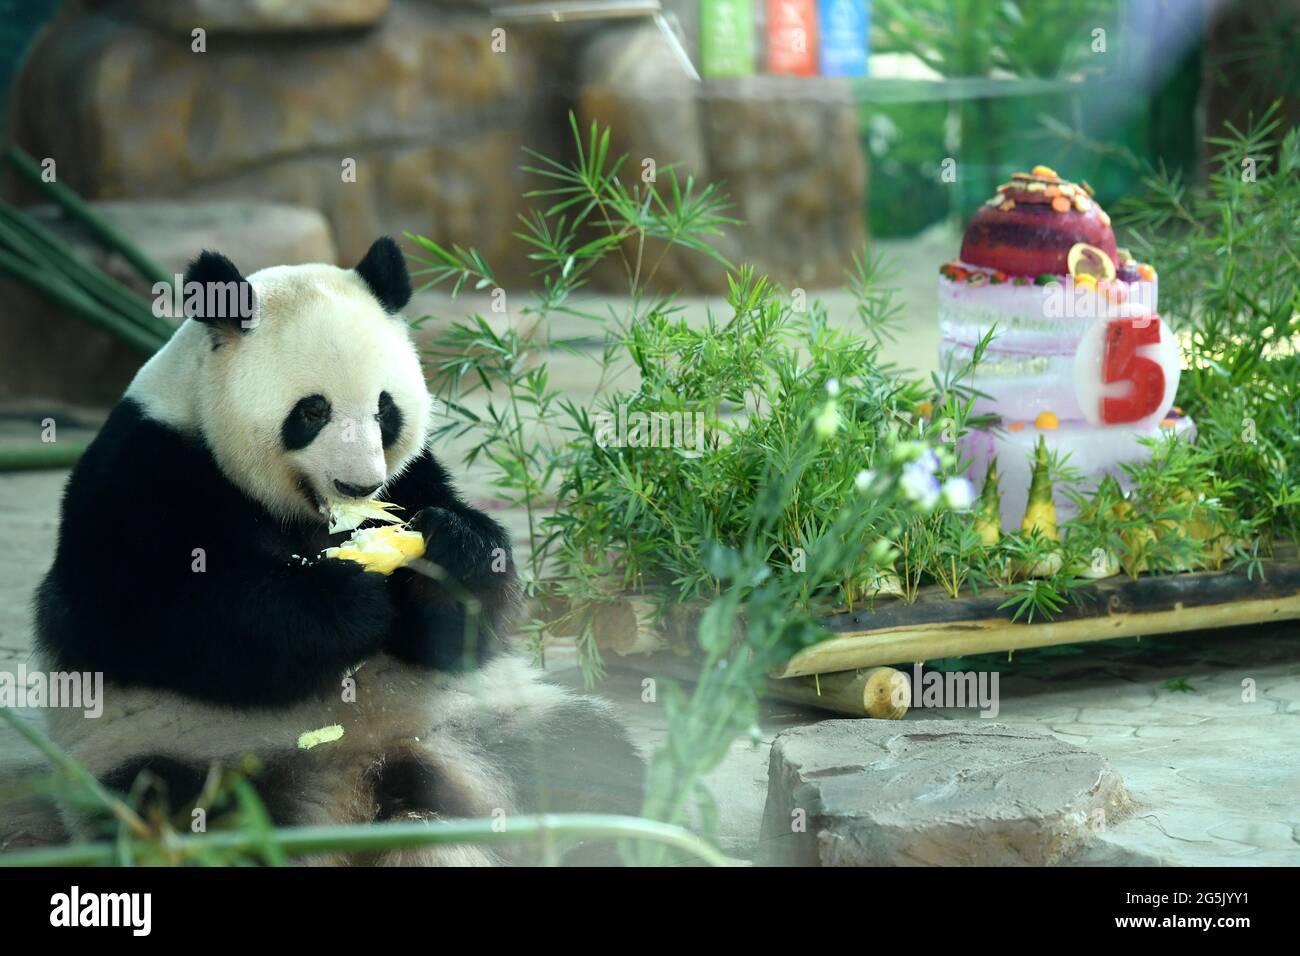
top-left (607, 548), bottom-right (1300, 717)
top-left (772, 553), bottom-right (1300, 678)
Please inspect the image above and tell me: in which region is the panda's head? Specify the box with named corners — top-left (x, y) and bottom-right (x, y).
top-left (180, 237), bottom-right (430, 523)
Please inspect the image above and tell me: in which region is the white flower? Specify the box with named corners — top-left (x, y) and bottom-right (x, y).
top-left (917, 446), bottom-right (940, 475)
top-left (825, 378), bottom-right (841, 397)
top-left (900, 461), bottom-right (941, 511)
top-left (855, 469), bottom-right (876, 492)
top-left (941, 476), bottom-right (976, 511)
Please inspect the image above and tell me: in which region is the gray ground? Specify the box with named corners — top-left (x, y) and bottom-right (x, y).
top-left (2, 228), bottom-right (1298, 863)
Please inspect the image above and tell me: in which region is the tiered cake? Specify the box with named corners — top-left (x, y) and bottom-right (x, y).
top-left (939, 165), bottom-right (1193, 529)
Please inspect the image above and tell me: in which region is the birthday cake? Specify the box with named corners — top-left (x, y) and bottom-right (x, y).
top-left (939, 165), bottom-right (1193, 529)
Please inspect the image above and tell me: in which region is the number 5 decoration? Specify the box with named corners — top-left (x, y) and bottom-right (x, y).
top-left (1074, 308), bottom-right (1181, 427)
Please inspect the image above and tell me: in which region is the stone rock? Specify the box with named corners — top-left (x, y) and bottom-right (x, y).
top-left (30, 199), bottom-right (337, 290)
top-left (0, 282), bottom-right (144, 406)
top-left (701, 79), bottom-right (869, 290)
top-left (0, 199), bottom-right (337, 405)
top-left (423, 0), bottom-right (560, 9)
top-left (759, 719), bottom-right (1132, 866)
top-left (12, 2), bottom-right (543, 276)
top-left (112, 0), bottom-right (391, 33)
top-left (183, 135), bottom-right (535, 269)
top-left (580, 25), bottom-right (708, 177)
top-left (578, 23), bottom-right (731, 292)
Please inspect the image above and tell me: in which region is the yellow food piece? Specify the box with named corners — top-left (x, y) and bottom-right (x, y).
top-left (326, 525), bottom-right (426, 575)
top-left (1021, 502), bottom-right (1058, 541)
top-left (1067, 242), bottom-right (1116, 281)
top-left (327, 498), bottom-right (403, 534)
top-left (1073, 548), bottom-right (1120, 579)
top-left (974, 458), bottom-right (1002, 547)
top-left (973, 513), bottom-right (1001, 547)
top-left (1034, 411), bottom-right (1059, 430)
top-left (1111, 498), bottom-right (1151, 576)
top-left (1021, 437), bottom-right (1059, 540)
top-left (297, 724), bottom-right (344, 750)
top-left (1019, 551), bottom-right (1064, 578)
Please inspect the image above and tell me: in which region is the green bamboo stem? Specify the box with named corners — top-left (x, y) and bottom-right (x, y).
top-left (0, 212), bottom-right (173, 346)
top-left (0, 814), bottom-right (730, 868)
top-left (0, 443), bottom-right (87, 471)
top-left (0, 247), bottom-right (165, 355)
top-left (0, 203), bottom-right (176, 341)
top-left (0, 707), bottom-right (149, 839)
top-left (0, 212), bottom-right (43, 268)
top-left (4, 146), bottom-right (173, 289)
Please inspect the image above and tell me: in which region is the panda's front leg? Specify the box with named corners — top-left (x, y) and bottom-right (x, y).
top-left (384, 504), bottom-right (520, 671)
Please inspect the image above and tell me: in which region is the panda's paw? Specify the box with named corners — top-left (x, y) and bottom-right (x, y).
top-left (408, 507), bottom-right (490, 582)
top-left (304, 554), bottom-right (393, 613)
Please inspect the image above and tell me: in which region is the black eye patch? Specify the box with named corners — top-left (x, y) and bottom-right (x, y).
top-left (282, 395), bottom-right (331, 450)
top-left (377, 391), bottom-right (403, 448)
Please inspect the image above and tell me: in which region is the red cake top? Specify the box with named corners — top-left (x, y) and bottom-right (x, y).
top-left (959, 166), bottom-right (1118, 277)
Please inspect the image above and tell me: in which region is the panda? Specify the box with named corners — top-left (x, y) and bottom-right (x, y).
top-left (34, 237), bottom-right (643, 864)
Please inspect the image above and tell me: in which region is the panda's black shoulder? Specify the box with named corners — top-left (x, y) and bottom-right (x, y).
top-left (41, 399), bottom-right (267, 625)
top-left (56, 399), bottom-right (250, 545)
top-left (381, 444), bottom-right (455, 504)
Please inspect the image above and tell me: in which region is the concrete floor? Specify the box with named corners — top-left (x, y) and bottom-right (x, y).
top-left (580, 627), bottom-right (1300, 864)
top-left (3, 228), bottom-right (1299, 863)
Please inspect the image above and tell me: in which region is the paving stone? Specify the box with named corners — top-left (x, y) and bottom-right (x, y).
top-left (1077, 706), bottom-right (1209, 726)
top-left (1206, 819), bottom-right (1298, 851)
top-left (1049, 722), bottom-right (1141, 739)
top-left (758, 719), bottom-right (1131, 866)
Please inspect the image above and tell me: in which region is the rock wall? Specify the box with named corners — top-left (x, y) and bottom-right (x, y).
top-left (0, 200), bottom-right (336, 404)
top-left (578, 23), bottom-right (868, 292)
top-left (8, 0), bottom-right (867, 294)
top-left (10, 0), bottom-right (550, 280)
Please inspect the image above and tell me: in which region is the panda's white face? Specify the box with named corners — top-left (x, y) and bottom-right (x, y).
top-left (199, 263), bottom-right (431, 522)
top-left (129, 241), bottom-right (431, 524)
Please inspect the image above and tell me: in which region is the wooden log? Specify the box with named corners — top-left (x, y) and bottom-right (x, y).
top-left (593, 598), bottom-right (662, 656)
top-left (764, 667), bottom-right (910, 718)
top-left (541, 594), bottom-right (663, 656)
top-left (609, 651), bottom-right (909, 719)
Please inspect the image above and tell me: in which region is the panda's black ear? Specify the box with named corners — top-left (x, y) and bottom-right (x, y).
top-left (354, 236), bottom-right (411, 314)
top-left (183, 250), bottom-right (256, 331)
